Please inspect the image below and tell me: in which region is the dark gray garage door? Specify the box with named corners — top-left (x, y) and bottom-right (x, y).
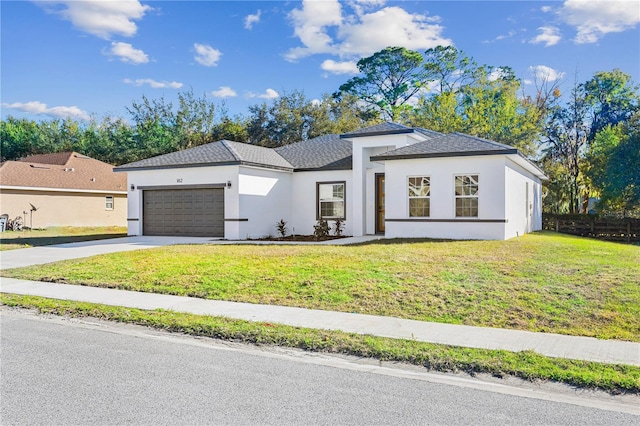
top-left (143, 188), bottom-right (224, 237)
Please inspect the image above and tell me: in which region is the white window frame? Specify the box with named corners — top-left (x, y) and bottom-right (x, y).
top-left (317, 181), bottom-right (346, 220)
top-left (105, 196), bottom-right (114, 211)
top-left (408, 176), bottom-right (430, 217)
top-left (454, 174), bottom-right (479, 218)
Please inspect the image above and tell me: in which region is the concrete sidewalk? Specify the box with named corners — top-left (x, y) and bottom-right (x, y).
top-left (2, 277), bottom-right (638, 366)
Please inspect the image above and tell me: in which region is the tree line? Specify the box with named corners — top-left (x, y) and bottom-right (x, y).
top-left (1, 46), bottom-right (638, 215)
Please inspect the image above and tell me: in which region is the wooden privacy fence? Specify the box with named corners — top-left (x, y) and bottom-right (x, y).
top-left (542, 215), bottom-right (640, 243)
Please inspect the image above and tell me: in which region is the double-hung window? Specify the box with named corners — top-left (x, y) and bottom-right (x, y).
top-left (455, 175), bottom-right (478, 217)
top-left (408, 176), bottom-right (430, 217)
top-left (105, 196), bottom-right (114, 210)
top-left (317, 182), bottom-right (345, 219)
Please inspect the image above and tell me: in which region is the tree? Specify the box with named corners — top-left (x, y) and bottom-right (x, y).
top-left (422, 45), bottom-right (479, 93)
top-left (306, 93), bottom-right (380, 139)
top-left (583, 69), bottom-right (639, 141)
top-left (174, 89), bottom-right (217, 149)
top-left (411, 65), bottom-right (542, 154)
top-left (585, 115), bottom-right (640, 214)
top-left (246, 90), bottom-right (311, 147)
top-left (541, 81), bottom-right (590, 214)
top-left (336, 47), bottom-right (426, 121)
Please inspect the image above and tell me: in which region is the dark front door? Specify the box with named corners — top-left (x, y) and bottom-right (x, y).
top-left (375, 173), bottom-right (385, 234)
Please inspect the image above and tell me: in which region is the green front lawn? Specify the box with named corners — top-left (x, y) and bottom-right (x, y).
top-left (0, 226), bottom-right (127, 251)
top-left (3, 232), bottom-right (638, 341)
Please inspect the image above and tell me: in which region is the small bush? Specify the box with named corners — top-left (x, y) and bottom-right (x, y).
top-left (313, 219), bottom-right (330, 240)
top-left (275, 219), bottom-right (288, 238)
top-left (333, 217), bottom-right (344, 236)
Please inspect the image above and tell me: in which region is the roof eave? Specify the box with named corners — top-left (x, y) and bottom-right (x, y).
top-left (116, 160), bottom-right (294, 173)
top-left (340, 128), bottom-right (414, 139)
top-left (371, 149), bottom-right (518, 162)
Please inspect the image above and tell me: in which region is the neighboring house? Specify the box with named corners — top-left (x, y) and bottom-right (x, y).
top-left (0, 152), bottom-right (127, 228)
top-left (116, 123), bottom-right (546, 240)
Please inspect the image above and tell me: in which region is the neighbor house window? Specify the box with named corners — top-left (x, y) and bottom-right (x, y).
top-left (105, 196), bottom-right (114, 210)
top-left (408, 176), bottom-right (430, 217)
top-left (455, 175), bottom-right (478, 217)
top-left (317, 182), bottom-right (345, 219)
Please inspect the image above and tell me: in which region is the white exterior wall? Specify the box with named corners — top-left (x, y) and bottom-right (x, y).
top-left (350, 134), bottom-right (422, 236)
top-left (504, 158), bottom-right (543, 239)
top-left (238, 166), bottom-right (292, 239)
top-left (289, 169), bottom-right (352, 236)
top-left (124, 165), bottom-right (240, 238)
top-left (383, 155), bottom-right (508, 240)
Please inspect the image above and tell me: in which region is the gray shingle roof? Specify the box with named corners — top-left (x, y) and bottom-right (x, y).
top-left (275, 134), bottom-right (352, 170)
top-left (115, 140), bottom-right (293, 171)
top-left (340, 122), bottom-right (414, 138)
top-left (370, 132), bottom-right (518, 161)
top-left (224, 141), bottom-right (293, 169)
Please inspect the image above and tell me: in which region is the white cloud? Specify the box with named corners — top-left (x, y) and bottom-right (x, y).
top-left (2, 101), bottom-right (90, 121)
top-left (285, 1), bottom-right (451, 61)
top-left (530, 26), bottom-right (562, 47)
top-left (123, 78), bottom-right (182, 89)
top-left (529, 65), bottom-right (565, 82)
top-left (211, 86), bottom-right (238, 98)
top-left (285, 0), bottom-right (343, 61)
top-left (103, 42), bottom-right (149, 64)
top-left (39, 0), bottom-right (150, 39)
top-left (524, 79), bottom-right (534, 85)
top-left (541, 6), bottom-right (553, 13)
top-left (247, 89), bottom-right (280, 99)
top-left (320, 59), bottom-right (358, 74)
top-left (244, 10), bottom-right (261, 29)
top-left (559, 0), bottom-right (640, 43)
top-left (193, 43), bottom-right (222, 66)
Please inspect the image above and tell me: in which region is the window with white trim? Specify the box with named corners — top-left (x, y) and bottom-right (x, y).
top-left (408, 176), bottom-right (430, 217)
top-left (317, 182), bottom-right (345, 219)
top-left (455, 175), bottom-right (478, 217)
top-left (105, 196), bottom-right (114, 210)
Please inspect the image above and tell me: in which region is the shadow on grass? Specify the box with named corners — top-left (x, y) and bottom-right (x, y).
top-left (0, 233), bottom-right (127, 248)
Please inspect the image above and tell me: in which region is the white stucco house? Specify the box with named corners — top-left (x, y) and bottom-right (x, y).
top-left (115, 123), bottom-right (546, 240)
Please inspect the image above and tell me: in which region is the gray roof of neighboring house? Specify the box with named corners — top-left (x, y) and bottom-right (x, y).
top-left (274, 134), bottom-right (352, 170)
top-left (369, 132), bottom-right (518, 161)
top-left (115, 140), bottom-right (293, 172)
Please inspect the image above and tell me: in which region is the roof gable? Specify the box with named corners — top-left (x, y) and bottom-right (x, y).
top-left (116, 140), bottom-right (293, 172)
top-left (370, 133), bottom-right (518, 160)
top-left (274, 134), bottom-right (352, 170)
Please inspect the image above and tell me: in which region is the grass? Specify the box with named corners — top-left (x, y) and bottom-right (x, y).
top-left (0, 226), bottom-right (127, 251)
top-left (2, 293), bottom-right (638, 394)
top-left (3, 231), bottom-right (639, 341)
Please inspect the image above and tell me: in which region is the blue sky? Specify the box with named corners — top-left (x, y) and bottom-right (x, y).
top-left (2, 0), bottom-right (639, 122)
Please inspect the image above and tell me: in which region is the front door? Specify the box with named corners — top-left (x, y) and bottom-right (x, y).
top-left (375, 173), bottom-right (385, 234)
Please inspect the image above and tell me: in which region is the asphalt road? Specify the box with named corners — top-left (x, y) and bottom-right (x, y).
top-left (1, 309), bottom-right (638, 425)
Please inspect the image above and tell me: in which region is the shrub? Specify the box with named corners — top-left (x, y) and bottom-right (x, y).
top-left (313, 219), bottom-right (330, 240)
top-left (275, 219), bottom-right (288, 238)
top-left (333, 217), bottom-right (344, 236)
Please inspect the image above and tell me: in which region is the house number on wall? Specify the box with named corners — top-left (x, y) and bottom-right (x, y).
top-left (177, 178), bottom-right (183, 183)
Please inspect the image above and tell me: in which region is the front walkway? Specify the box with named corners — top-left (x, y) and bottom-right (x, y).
top-left (1, 236), bottom-right (638, 366)
top-left (1, 278), bottom-right (638, 366)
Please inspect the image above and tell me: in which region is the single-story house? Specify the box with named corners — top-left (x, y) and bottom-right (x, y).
top-left (0, 152), bottom-right (127, 228)
top-left (115, 123), bottom-right (546, 240)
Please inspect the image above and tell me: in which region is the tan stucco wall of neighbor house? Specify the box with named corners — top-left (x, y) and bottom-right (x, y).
top-left (0, 189), bottom-right (127, 228)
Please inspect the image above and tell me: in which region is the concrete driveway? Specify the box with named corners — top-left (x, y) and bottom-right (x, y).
top-left (0, 236), bottom-right (215, 270)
